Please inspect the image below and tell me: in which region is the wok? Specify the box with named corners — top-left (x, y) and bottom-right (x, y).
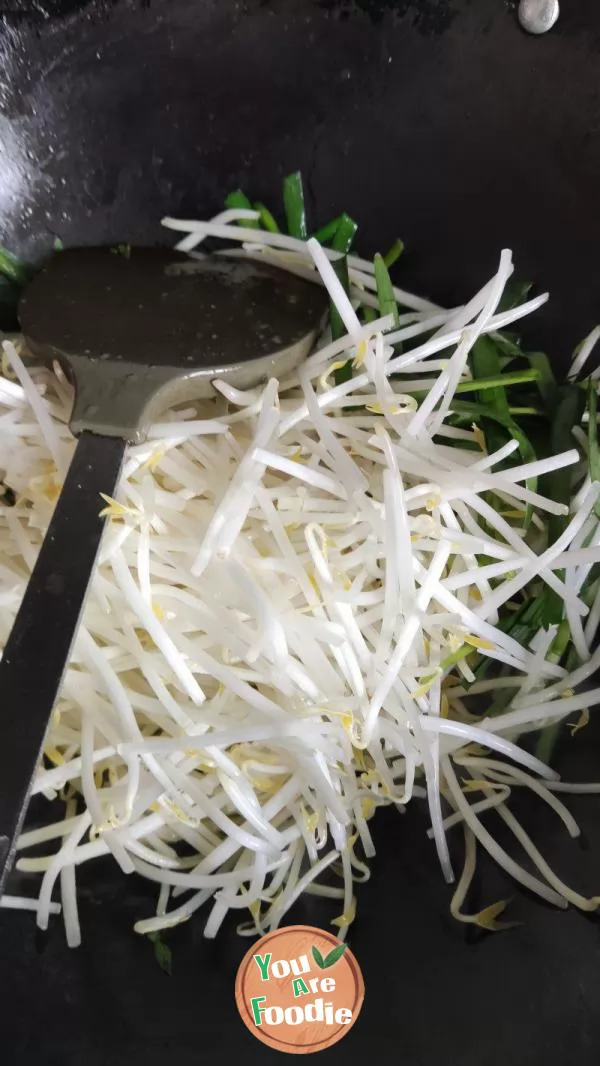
top-left (1, 1), bottom-right (600, 1063)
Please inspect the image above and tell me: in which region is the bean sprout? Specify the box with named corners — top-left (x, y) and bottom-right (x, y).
top-left (1, 208), bottom-right (599, 945)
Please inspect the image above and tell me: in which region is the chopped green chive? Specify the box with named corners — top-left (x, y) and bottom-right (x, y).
top-left (313, 217), bottom-right (344, 245)
top-left (225, 188), bottom-right (260, 227)
top-left (0, 247), bottom-right (28, 286)
top-left (330, 213), bottom-right (358, 254)
top-left (374, 252), bottom-right (399, 328)
top-left (253, 201), bottom-right (280, 233)
top-left (283, 171), bottom-right (307, 240)
top-left (383, 239), bottom-right (404, 269)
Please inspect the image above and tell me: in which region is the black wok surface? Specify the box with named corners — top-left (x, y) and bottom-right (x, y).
top-left (1, 1), bottom-right (600, 1062)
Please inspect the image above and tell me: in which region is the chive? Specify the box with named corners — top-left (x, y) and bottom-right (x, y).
top-left (312, 217), bottom-right (343, 244)
top-left (334, 359), bottom-right (353, 386)
top-left (508, 406), bottom-right (544, 416)
top-left (374, 252), bottom-right (399, 328)
top-left (450, 397), bottom-right (532, 427)
top-left (547, 619), bottom-right (572, 665)
top-left (505, 593), bottom-right (546, 634)
top-left (283, 171), bottom-right (307, 240)
top-left (533, 617), bottom-right (575, 763)
top-left (488, 332), bottom-right (525, 359)
top-left (462, 369), bottom-right (539, 391)
top-left (53, 237), bottom-right (64, 252)
top-left (472, 596), bottom-right (546, 682)
top-left (330, 213), bottom-right (358, 254)
top-left (225, 188), bottom-right (252, 211)
top-left (147, 931), bottom-right (172, 976)
top-left (470, 336), bottom-right (538, 528)
top-left (451, 395), bottom-right (538, 527)
top-left (412, 370), bottom-right (540, 398)
top-left (225, 189), bottom-right (260, 228)
top-left (487, 687), bottom-right (518, 717)
top-left (542, 383), bottom-right (586, 623)
top-left (581, 571), bottom-right (600, 612)
top-left (497, 279), bottom-right (532, 313)
top-left (417, 643), bottom-right (476, 691)
top-left (527, 351), bottom-right (557, 411)
top-left (441, 644), bottom-right (473, 674)
top-left (471, 337), bottom-right (511, 417)
top-left (361, 305), bottom-right (377, 324)
top-left (253, 202), bottom-right (280, 233)
top-left (535, 723), bottom-right (561, 764)
top-left (470, 337), bottom-right (512, 476)
top-left (588, 380), bottom-right (600, 518)
top-left (383, 239), bottom-right (404, 269)
top-left (111, 244), bottom-right (131, 259)
top-left (224, 188), bottom-right (260, 227)
top-left (330, 257), bottom-right (350, 343)
top-left (0, 247), bottom-right (28, 287)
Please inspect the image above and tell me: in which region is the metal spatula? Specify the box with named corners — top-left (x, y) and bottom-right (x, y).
top-left (0, 247), bottom-right (326, 891)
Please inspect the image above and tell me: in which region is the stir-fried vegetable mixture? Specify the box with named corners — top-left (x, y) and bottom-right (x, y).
top-left (2, 173), bottom-right (600, 948)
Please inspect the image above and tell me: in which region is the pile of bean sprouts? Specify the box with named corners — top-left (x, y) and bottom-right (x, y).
top-left (2, 210), bottom-right (600, 948)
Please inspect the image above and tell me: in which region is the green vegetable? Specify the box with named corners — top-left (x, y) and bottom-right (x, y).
top-left (535, 723), bottom-right (560, 764)
top-left (470, 336), bottom-right (537, 528)
top-left (283, 171), bottom-right (307, 240)
top-left (542, 383), bottom-right (586, 622)
top-left (488, 330), bottom-right (525, 358)
top-left (147, 931), bottom-right (172, 976)
top-left (527, 351), bottom-right (557, 411)
top-left (440, 644), bottom-right (475, 674)
top-left (450, 395), bottom-right (538, 529)
top-left (533, 616), bottom-right (575, 761)
top-left (411, 370), bottom-right (540, 399)
top-left (111, 244), bottom-right (132, 259)
top-left (588, 380), bottom-right (600, 518)
top-left (313, 217), bottom-right (344, 245)
top-left (497, 279), bottom-right (532, 313)
top-left (547, 619), bottom-right (572, 665)
top-left (330, 213), bottom-right (358, 254)
top-left (225, 188), bottom-right (260, 227)
top-left (418, 643), bottom-right (475, 691)
top-left (0, 247), bottom-right (28, 286)
top-left (215, 174), bottom-right (597, 762)
top-left (374, 252), bottom-right (399, 328)
top-left (487, 687), bottom-right (519, 717)
top-left (253, 201), bottom-right (280, 233)
top-left (471, 336), bottom-right (512, 421)
top-left (383, 239), bottom-right (404, 269)
top-left (507, 406), bottom-right (544, 417)
top-left (534, 619), bottom-right (572, 757)
top-left (473, 596), bottom-right (546, 683)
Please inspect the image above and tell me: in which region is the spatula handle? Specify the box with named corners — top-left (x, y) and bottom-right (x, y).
top-left (0, 431), bottom-right (126, 892)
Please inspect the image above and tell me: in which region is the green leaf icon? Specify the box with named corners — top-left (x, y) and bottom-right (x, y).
top-left (311, 945), bottom-right (326, 969)
top-left (323, 943), bottom-right (347, 968)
